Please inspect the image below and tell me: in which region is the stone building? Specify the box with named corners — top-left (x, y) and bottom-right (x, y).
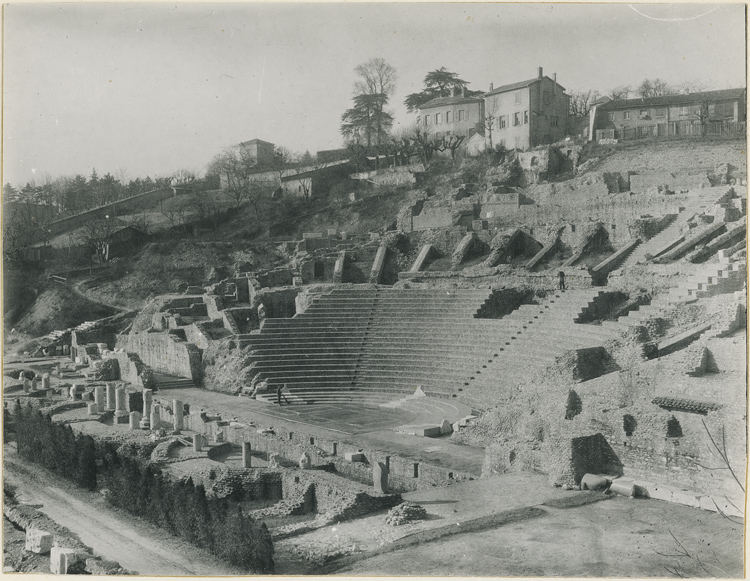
top-left (417, 89), bottom-right (485, 140)
top-left (484, 67), bottom-right (569, 150)
top-left (239, 138), bottom-right (275, 165)
top-left (591, 88), bottom-right (747, 141)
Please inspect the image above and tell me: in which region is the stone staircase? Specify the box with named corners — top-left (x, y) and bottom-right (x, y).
top-left (603, 253), bottom-right (747, 332)
top-left (153, 373), bottom-right (196, 391)
top-left (620, 189), bottom-right (729, 269)
top-left (456, 288), bottom-right (622, 409)
top-left (242, 287), bottom-right (623, 413)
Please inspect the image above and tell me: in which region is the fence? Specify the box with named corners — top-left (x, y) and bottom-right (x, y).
top-left (597, 120), bottom-right (746, 143)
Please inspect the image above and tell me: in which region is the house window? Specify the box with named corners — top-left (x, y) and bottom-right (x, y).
top-left (623, 111), bottom-right (631, 120)
top-left (551, 116), bottom-right (558, 127)
top-left (513, 112), bottom-right (520, 126)
top-left (435, 113), bottom-right (442, 124)
top-left (608, 112), bottom-right (614, 121)
top-left (680, 106), bottom-right (689, 116)
top-left (499, 115), bottom-right (507, 129)
top-left (524, 111), bottom-right (529, 124)
top-left (425, 115), bottom-right (430, 126)
top-left (514, 91), bottom-right (521, 104)
top-left (655, 108), bottom-right (666, 118)
top-left (446, 110), bottom-right (453, 123)
top-left (458, 110), bottom-right (465, 121)
top-left (543, 90), bottom-right (551, 105)
top-left (416, 115), bottom-right (421, 125)
top-left (639, 110), bottom-right (648, 119)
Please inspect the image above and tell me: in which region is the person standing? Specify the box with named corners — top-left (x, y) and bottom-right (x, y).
top-left (558, 270), bottom-right (566, 290)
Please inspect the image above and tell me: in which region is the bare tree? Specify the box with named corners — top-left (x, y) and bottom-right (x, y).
top-left (206, 145), bottom-right (258, 206)
top-left (608, 85), bottom-right (632, 101)
top-left (569, 90), bottom-right (601, 117)
top-left (673, 80), bottom-right (711, 95)
top-left (79, 216), bottom-right (118, 265)
top-left (637, 78), bottom-right (675, 98)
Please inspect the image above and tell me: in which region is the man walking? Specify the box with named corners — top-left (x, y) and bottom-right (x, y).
top-left (277, 384), bottom-right (291, 405)
top-left (558, 270), bottom-right (566, 291)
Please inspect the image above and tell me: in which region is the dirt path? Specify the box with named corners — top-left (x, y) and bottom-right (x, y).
top-left (4, 449), bottom-right (242, 576)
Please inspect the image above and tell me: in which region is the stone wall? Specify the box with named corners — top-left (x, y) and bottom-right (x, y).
top-left (125, 331), bottom-right (202, 382)
top-left (254, 287), bottom-right (300, 319)
top-left (178, 414), bottom-right (474, 493)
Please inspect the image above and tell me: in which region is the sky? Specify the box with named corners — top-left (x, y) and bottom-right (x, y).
top-left (3, 2), bottom-right (746, 187)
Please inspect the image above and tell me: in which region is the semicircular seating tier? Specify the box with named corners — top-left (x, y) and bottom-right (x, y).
top-left (240, 287), bottom-right (621, 412)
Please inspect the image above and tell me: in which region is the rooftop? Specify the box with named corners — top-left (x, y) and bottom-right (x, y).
top-left (485, 75), bottom-right (566, 97)
top-left (420, 94), bottom-right (485, 109)
top-left (599, 88), bottom-right (746, 111)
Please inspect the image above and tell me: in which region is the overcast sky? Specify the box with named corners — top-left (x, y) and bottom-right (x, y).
top-left (3, 2), bottom-right (746, 187)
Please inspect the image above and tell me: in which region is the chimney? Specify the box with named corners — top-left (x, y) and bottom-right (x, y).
top-left (489, 82), bottom-right (494, 92)
top-left (553, 73), bottom-right (557, 95)
top-left (538, 66), bottom-right (543, 79)
top-left (461, 85), bottom-right (465, 97)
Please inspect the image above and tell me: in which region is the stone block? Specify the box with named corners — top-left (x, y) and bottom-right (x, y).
top-left (327, 228), bottom-right (338, 237)
top-left (414, 426), bottom-right (442, 438)
top-left (672, 490), bottom-right (701, 508)
top-left (609, 478), bottom-right (635, 497)
top-left (373, 461), bottom-right (389, 493)
top-left (699, 496), bottom-right (719, 512)
top-left (87, 403), bottom-right (99, 416)
top-left (129, 411), bottom-right (142, 430)
top-left (192, 434), bottom-right (203, 452)
top-left (25, 529), bottom-right (53, 554)
top-left (710, 495), bottom-right (743, 518)
top-left (632, 480), bottom-right (654, 498)
top-left (41, 374), bottom-right (51, 389)
top-left (647, 483), bottom-right (676, 502)
top-left (345, 451), bottom-right (365, 462)
top-left (50, 547), bottom-right (77, 574)
top-left (580, 473), bottom-right (609, 491)
top-left (439, 419), bottom-right (453, 435)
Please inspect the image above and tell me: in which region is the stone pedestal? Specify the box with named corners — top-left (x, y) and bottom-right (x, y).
top-left (143, 389), bottom-right (153, 419)
top-left (242, 442), bottom-right (252, 468)
top-left (173, 399), bottom-right (183, 431)
top-left (105, 383), bottom-right (116, 411)
top-left (373, 461), bottom-right (389, 493)
top-left (129, 411), bottom-right (142, 430)
top-left (193, 434), bottom-right (203, 452)
top-left (87, 403), bottom-right (99, 416)
top-left (94, 386), bottom-right (106, 413)
top-left (150, 404), bottom-right (161, 430)
top-left (31, 377), bottom-right (38, 391)
top-left (114, 387), bottom-right (129, 424)
top-left (23, 377), bottom-right (31, 393)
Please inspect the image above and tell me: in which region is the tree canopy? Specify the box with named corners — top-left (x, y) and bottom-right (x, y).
top-left (404, 67), bottom-right (482, 113)
top-left (340, 58), bottom-right (397, 150)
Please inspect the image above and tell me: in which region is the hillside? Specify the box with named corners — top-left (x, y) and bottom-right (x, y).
top-left (5, 138), bottom-right (745, 342)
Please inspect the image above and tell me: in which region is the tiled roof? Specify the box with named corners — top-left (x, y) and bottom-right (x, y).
top-left (652, 396), bottom-right (724, 413)
top-left (420, 95), bottom-right (485, 109)
top-left (240, 138), bottom-right (274, 146)
top-left (485, 76), bottom-right (567, 97)
top-left (600, 88), bottom-right (746, 110)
